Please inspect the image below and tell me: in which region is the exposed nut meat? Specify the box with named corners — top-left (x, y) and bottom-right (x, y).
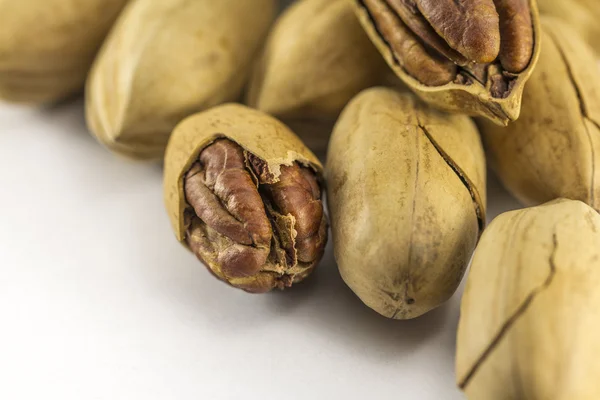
top-left (361, 0), bottom-right (534, 97)
top-left (386, 0), bottom-right (470, 65)
top-left (185, 140), bottom-right (272, 278)
top-left (262, 163), bottom-right (327, 264)
top-left (493, 0), bottom-right (534, 73)
top-left (184, 139), bottom-right (327, 293)
top-left (363, 0), bottom-right (457, 86)
top-left (414, 0), bottom-right (501, 63)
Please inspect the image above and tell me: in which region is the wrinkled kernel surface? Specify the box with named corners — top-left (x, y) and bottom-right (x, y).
top-left (363, 0), bottom-right (534, 98)
top-left (184, 139), bottom-right (327, 293)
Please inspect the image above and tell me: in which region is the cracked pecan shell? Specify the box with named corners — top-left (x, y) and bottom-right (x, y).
top-left (478, 18), bottom-right (600, 211)
top-left (353, 0), bottom-right (541, 125)
top-left (326, 87), bottom-right (486, 319)
top-left (456, 199), bottom-right (600, 399)
top-left (164, 104), bottom-right (327, 293)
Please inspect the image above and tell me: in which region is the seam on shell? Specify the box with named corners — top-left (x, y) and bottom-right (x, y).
top-left (459, 232), bottom-right (559, 389)
top-left (396, 119), bottom-right (421, 318)
top-left (583, 119), bottom-right (597, 208)
top-left (548, 30), bottom-right (600, 207)
top-left (418, 125), bottom-right (486, 234)
top-left (545, 27), bottom-right (598, 208)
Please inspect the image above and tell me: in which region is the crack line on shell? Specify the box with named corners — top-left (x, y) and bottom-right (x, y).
top-left (545, 28), bottom-right (598, 208)
top-left (419, 125), bottom-right (485, 234)
top-left (459, 231), bottom-right (559, 389)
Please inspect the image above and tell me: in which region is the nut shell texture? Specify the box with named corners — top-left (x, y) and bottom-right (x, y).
top-left (86, 0), bottom-right (276, 160)
top-left (457, 199), bottom-right (600, 399)
top-left (247, 0), bottom-right (391, 121)
top-left (538, 0), bottom-right (600, 55)
top-left (0, 0), bottom-right (128, 103)
top-left (479, 18), bottom-right (600, 211)
top-left (326, 87), bottom-right (486, 319)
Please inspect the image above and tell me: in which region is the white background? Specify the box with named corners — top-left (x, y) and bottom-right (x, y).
top-left (0, 99), bottom-right (521, 400)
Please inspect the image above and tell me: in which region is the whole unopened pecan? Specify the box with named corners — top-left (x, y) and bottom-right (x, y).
top-left (354, 0), bottom-right (541, 125)
top-left (164, 104), bottom-right (327, 293)
top-left (246, 0), bottom-right (398, 156)
top-left (86, 0), bottom-right (277, 160)
top-left (0, 0), bottom-right (129, 103)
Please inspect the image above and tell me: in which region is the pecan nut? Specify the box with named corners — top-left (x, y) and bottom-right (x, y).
top-left (363, 0), bottom-right (533, 92)
top-left (163, 104), bottom-right (328, 294)
top-left (326, 87), bottom-right (486, 319)
top-left (354, 0), bottom-right (540, 124)
top-left (184, 139), bottom-right (327, 293)
top-left (456, 199), bottom-right (600, 399)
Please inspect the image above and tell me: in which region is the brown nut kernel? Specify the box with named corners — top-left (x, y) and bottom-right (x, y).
top-left (354, 0), bottom-right (541, 124)
top-left (495, 0), bottom-right (535, 73)
top-left (411, 0), bottom-right (501, 64)
top-left (364, 0), bottom-right (457, 86)
top-left (164, 104), bottom-right (328, 293)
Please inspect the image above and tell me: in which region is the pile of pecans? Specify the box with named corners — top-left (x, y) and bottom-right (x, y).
top-left (1, 0), bottom-right (600, 397)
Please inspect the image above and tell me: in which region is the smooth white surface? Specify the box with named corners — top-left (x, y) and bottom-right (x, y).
top-left (0, 100), bottom-right (522, 400)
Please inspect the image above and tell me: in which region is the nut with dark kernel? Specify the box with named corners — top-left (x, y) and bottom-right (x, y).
top-left (353, 0), bottom-right (541, 125)
top-left (362, 0), bottom-right (533, 93)
top-left (184, 139), bottom-right (327, 293)
top-left (163, 104), bottom-right (328, 294)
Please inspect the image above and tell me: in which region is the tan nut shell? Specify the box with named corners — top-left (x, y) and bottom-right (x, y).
top-left (164, 103), bottom-right (323, 246)
top-left (0, 0), bottom-right (128, 103)
top-left (352, 0), bottom-right (541, 126)
top-left (538, 0), bottom-right (600, 56)
top-left (479, 18), bottom-right (600, 211)
top-left (247, 0), bottom-right (392, 121)
top-left (86, 0), bottom-right (276, 161)
top-left (326, 87), bottom-right (486, 319)
top-left (246, 0), bottom-right (398, 156)
top-left (456, 199), bottom-right (600, 399)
